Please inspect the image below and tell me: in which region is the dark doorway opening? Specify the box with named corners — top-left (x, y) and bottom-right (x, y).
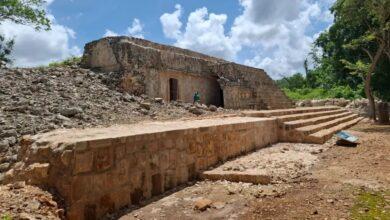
top-left (169, 78), bottom-right (178, 101)
top-left (219, 88), bottom-right (224, 107)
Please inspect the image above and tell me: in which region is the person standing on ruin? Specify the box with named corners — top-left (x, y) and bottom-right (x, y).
top-left (193, 91), bottom-right (200, 104)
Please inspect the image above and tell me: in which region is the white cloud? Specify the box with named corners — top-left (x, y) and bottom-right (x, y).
top-left (160, 1), bottom-right (334, 79)
top-left (160, 5), bottom-right (239, 60)
top-left (0, 3), bottom-right (81, 67)
top-left (104, 18), bottom-right (144, 39)
top-left (104, 29), bottom-right (119, 37)
top-left (127, 18), bottom-right (144, 38)
top-left (236, 0), bottom-right (323, 78)
top-left (160, 4), bottom-right (183, 39)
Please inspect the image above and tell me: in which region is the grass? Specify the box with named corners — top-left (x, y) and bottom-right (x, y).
top-left (281, 85), bottom-right (364, 101)
top-left (47, 56), bottom-right (81, 67)
top-left (1, 214), bottom-right (12, 220)
top-left (351, 190), bottom-right (390, 220)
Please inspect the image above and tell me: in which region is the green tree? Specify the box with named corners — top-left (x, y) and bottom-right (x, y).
top-left (276, 73), bottom-right (307, 90)
top-left (0, 35), bottom-right (13, 67)
top-left (333, 0), bottom-right (390, 121)
top-left (0, 0), bottom-right (51, 65)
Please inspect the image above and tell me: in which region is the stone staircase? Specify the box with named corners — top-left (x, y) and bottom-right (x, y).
top-left (244, 106), bottom-right (364, 144)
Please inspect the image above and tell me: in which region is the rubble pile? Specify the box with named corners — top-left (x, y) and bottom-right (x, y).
top-left (0, 66), bottom-right (234, 176)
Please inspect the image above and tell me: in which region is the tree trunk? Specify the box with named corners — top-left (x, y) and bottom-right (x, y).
top-left (364, 43), bottom-right (385, 121)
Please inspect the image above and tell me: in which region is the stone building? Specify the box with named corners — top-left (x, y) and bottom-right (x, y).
top-left (82, 37), bottom-right (293, 110)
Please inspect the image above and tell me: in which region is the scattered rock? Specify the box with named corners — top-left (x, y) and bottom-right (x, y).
top-left (0, 162), bottom-right (10, 172)
top-left (209, 105), bottom-right (218, 112)
top-left (154, 98), bottom-right (164, 104)
top-left (189, 107), bottom-right (205, 115)
top-left (140, 102), bottom-right (151, 110)
top-left (194, 198), bottom-right (213, 211)
top-left (0, 66), bottom-right (236, 174)
top-left (59, 107), bottom-right (83, 117)
top-left (211, 201), bottom-right (225, 210)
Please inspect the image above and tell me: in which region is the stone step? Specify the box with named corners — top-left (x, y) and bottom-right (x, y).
top-left (284, 111), bottom-right (353, 130)
top-left (243, 106), bottom-right (340, 118)
top-left (277, 109), bottom-right (348, 123)
top-left (305, 117), bottom-right (364, 144)
top-left (296, 114), bottom-right (359, 136)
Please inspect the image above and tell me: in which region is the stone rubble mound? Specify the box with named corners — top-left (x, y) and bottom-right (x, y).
top-left (0, 66), bottom-right (234, 176)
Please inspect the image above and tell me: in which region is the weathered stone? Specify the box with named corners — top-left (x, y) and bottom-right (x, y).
top-left (59, 107), bottom-right (83, 117)
top-left (9, 117), bottom-right (278, 219)
top-left (189, 107), bottom-right (204, 115)
top-left (209, 105), bottom-right (218, 112)
top-left (82, 36), bottom-right (293, 110)
top-left (211, 201), bottom-right (225, 210)
top-left (0, 139), bottom-right (10, 151)
top-left (140, 102), bottom-right (151, 110)
top-left (194, 198), bottom-right (212, 211)
top-left (154, 98), bottom-right (164, 104)
top-left (0, 162), bottom-right (10, 172)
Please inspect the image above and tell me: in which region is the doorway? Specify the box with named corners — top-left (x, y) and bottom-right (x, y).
top-left (169, 78), bottom-right (178, 101)
top-left (219, 88), bottom-right (224, 107)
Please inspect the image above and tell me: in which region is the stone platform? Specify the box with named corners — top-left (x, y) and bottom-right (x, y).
top-left (6, 117), bottom-right (277, 219)
top-left (4, 106), bottom-right (364, 219)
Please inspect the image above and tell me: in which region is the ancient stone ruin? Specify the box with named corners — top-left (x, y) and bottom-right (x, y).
top-left (81, 37), bottom-right (293, 110)
top-left (1, 37), bottom-right (366, 220)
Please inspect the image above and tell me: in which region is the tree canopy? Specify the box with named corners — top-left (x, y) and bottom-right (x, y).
top-left (278, 0), bottom-right (390, 106)
top-left (0, 0), bottom-right (51, 65)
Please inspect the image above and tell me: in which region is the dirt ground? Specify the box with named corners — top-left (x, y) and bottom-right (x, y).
top-left (114, 121), bottom-right (390, 220)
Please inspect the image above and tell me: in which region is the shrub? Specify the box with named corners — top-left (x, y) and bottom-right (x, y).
top-left (48, 56), bottom-right (81, 67)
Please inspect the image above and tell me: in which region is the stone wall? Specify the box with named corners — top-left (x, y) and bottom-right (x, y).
top-left (6, 117), bottom-right (277, 219)
top-left (82, 36), bottom-right (293, 110)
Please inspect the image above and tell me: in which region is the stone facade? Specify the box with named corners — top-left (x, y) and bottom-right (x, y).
top-left (6, 117), bottom-right (277, 219)
top-left (81, 37), bottom-right (293, 109)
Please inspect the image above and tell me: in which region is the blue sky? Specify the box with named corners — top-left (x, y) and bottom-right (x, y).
top-left (0, 0), bottom-right (335, 78)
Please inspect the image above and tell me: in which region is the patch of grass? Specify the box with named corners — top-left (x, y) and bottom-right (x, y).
top-left (1, 214), bottom-right (12, 220)
top-left (282, 85), bottom-right (363, 101)
top-left (351, 190), bottom-right (390, 220)
top-left (48, 56), bottom-right (81, 67)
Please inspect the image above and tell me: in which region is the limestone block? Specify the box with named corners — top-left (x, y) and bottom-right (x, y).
top-left (111, 159), bottom-right (129, 187)
top-left (60, 150), bottom-right (73, 167)
top-left (25, 163), bottom-right (50, 184)
top-left (88, 138), bottom-right (112, 149)
top-left (159, 150), bottom-right (170, 171)
top-left (115, 145), bottom-right (126, 160)
top-left (71, 175), bottom-right (92, 202)
top-left (164, 170), bottom-right (177, 190)
top-left (74, 151), bottom-right (93, 175)
top-left (93, 148), bottom-right (113, 172)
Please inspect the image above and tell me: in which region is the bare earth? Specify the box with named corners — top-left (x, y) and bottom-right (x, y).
top-left (113, 121), bottom-right (390, 220)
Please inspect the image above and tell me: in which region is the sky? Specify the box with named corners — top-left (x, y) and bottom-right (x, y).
top-left (0, 0), bottom-right (335, 79)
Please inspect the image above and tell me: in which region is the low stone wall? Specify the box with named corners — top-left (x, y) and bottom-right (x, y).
top-left (6, 117), bottom-right (277, 219)
top-left (296, 98), bottom-right (390, 117)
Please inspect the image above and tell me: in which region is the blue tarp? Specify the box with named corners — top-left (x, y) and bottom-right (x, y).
top-left (336, 131), bottom-right (358, 143)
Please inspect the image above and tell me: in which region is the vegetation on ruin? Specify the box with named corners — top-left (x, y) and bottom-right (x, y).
top-left (47, 56), bottom-right (82, 67)
top-left (277, 0), bottom-right (390, 118)
top-left (350, 190), bottom-right (390, 220)
top-left (1, 214), bottom-right (12, 220)
top-left (0, 0), bottom-right (51, 66)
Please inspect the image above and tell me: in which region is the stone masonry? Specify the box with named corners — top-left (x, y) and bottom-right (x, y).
top-left (5, 117), bottom-right (277, 219)
top-left (81, 37), bottom-right (293, 110)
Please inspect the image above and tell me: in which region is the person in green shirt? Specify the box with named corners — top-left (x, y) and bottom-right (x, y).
top-left (193, 91), bottom-right (200, 104)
